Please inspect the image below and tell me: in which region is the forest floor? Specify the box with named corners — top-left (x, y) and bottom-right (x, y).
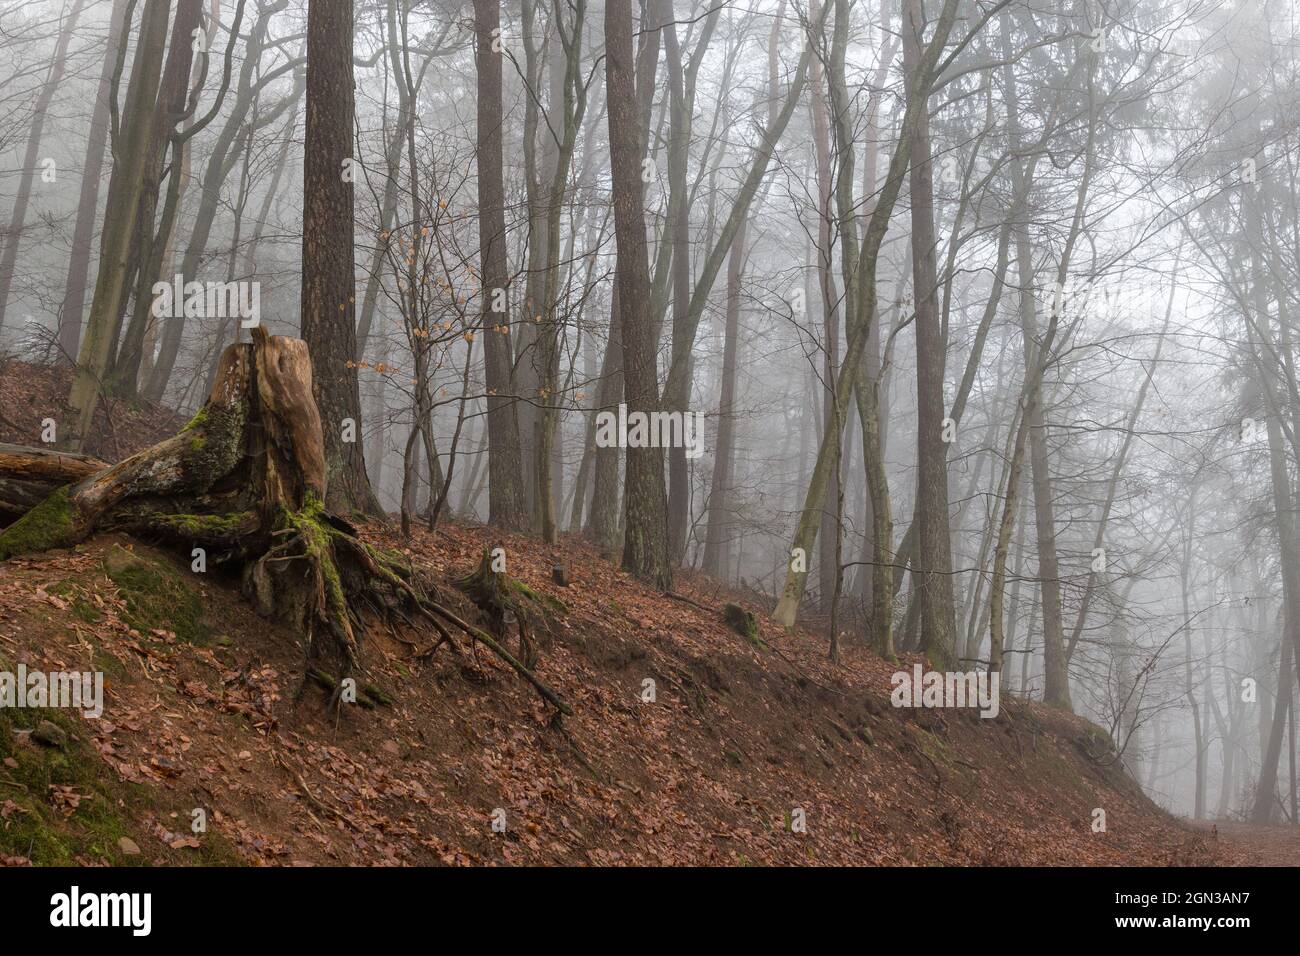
top-left (0, 360), bottom-right (1275, 866)
top-left (1190, 822), bottom-right (1300, 866)
top-left (0, 520), bottom-right (1251, 867)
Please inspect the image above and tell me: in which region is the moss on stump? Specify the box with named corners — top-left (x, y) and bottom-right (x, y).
top-left (723, 602), bottom-right (765, 650)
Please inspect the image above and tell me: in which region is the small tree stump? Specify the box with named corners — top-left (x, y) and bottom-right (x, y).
top-left (723, 602), bottom-right (765, 649)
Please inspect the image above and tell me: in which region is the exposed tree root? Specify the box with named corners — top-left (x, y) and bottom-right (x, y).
top-left (272, 750), bottom-right (361, 831)
top-left (459, 548), bottom-right (567, 670)
top-left (305, 667), bottom-right (389, 710)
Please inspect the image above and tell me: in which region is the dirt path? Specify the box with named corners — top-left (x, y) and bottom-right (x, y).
top-left (1191, 822), bottom-right (1300, 866)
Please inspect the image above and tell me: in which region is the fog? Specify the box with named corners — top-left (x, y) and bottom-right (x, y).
top-left (1, 0), bottom-right (1298, 825)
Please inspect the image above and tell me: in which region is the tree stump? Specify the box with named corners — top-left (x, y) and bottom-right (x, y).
top-left (0, 331), bottom-right (570, 715)
top-left (460, 549), bottom-right (545, 669)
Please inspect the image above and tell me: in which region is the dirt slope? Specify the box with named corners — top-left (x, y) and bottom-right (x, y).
top-left (0, 359), bottom-right (184, 461)
top-left (0, 515), bottom-right (1241, 867)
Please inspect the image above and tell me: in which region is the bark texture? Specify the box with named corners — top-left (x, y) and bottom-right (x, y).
top-left (300, 0), bottom-right (381, 517)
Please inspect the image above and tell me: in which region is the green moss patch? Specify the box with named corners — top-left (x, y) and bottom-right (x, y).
top-left (0, 486), bottom-right (78, 561)
top-left (46, 581), bottom-right (102, 625)
top-left (513, 580), bottom-right (568, 616)
top-left (0, 704), bottom-right (239, 866)
top-left (281, 494), bottom-right (346, 612)
top-left (143, 511), bottom-right (256, 540)
top-left (0, 705), bottom-right (138, 865)
top-left (103, 545), bottom-right (208, 645)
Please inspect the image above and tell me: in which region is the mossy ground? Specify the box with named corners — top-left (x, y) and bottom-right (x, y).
top-left (103, 545), bottom-right (209, 645)
top-left (0, 698), bottom-right (239, 866)
top-left (514, 580), bottom-right (568, 616)
top-left (46, 579), bottom-right (102, 625)
top-left (0, 703), bottom-right (138, 865)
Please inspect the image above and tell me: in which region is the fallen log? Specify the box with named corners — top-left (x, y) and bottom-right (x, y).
top-left (0, 443), bottom-right (107, 484)
top-left (0, 445), bottom-right (108, 525)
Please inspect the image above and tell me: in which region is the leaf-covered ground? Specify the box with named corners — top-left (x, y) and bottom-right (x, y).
top-left (0, 517), bottom-right (1259, 866)
top-left (0, 359), bottom-right (183, 461)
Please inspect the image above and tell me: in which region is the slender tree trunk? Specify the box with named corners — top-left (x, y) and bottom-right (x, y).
top-left (1254, 407), bottom-right (1300, 821)
top-left (604, 0), bottom-right (671, 588)
top-left (902, 0), bottom-right (955, 668)
top-left (474, 0), bottom-right (529, 529)
top-left (701, 218), bottom-right (746, 577)
top-left (59, 0), bottom-right (127, 363)
top-left (1180, 500), bottom-right (1206, 820)
top-left (533, 2), bottom-right (587, 544)
top-left (145, 3), bottom-right (291, 403)
top-left (0, 0), bottom-right (88, 338)
top-left (112, 0), bottom-right (205, 396)
top-left (809, 1), bottom-right (841, 614)
top-left (771, 0), bottom-right (959, 628)
top-left (63, 0), bottom-right (172, 451)
top-left (663, 0), bottom-right (695, 564)
top-left (585, 288), bottom-right (624, 551)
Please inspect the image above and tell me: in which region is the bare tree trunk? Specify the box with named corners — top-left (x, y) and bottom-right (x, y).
top-left (1180, 497), bottom-right (1206, 820)
top-left (63, 0), bottom-right (172, 451)
top-left (771, 0), bottom-right (957, 629)
top-left (0, 0), bottom-right (87, 337)
top-left (145, 2), bottom-right (293, 403)
top-left (300, 0), bottom-right (380, 517)
top-left (112, 0), bottom-right (205, 397)
top-left (902, 0), bottom-right (956, 669)
top-left (604, 0), bottom-right (670, 588)
top-left (59, 0), bottom-right (127, 363)
top-left (585, 287), bottom-right (623, 551)
top-left (809, 0), bottom-right (841, 614)
top-left (474, 0), bottom-right (529, 530)
top-left (1253, 406), bottom-right (1300, 821)
top-left (533, 1), bottom-right (587, 544)
top-left (663, 0), bottom-right (696, 565)
top-left (701, 218), bottom-right (746, 577)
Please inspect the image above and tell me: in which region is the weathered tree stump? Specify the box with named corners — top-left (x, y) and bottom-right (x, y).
top-left (723, 602), bottom-right (765, 649)
top-left (0, 331), bottom-right (570, 715)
